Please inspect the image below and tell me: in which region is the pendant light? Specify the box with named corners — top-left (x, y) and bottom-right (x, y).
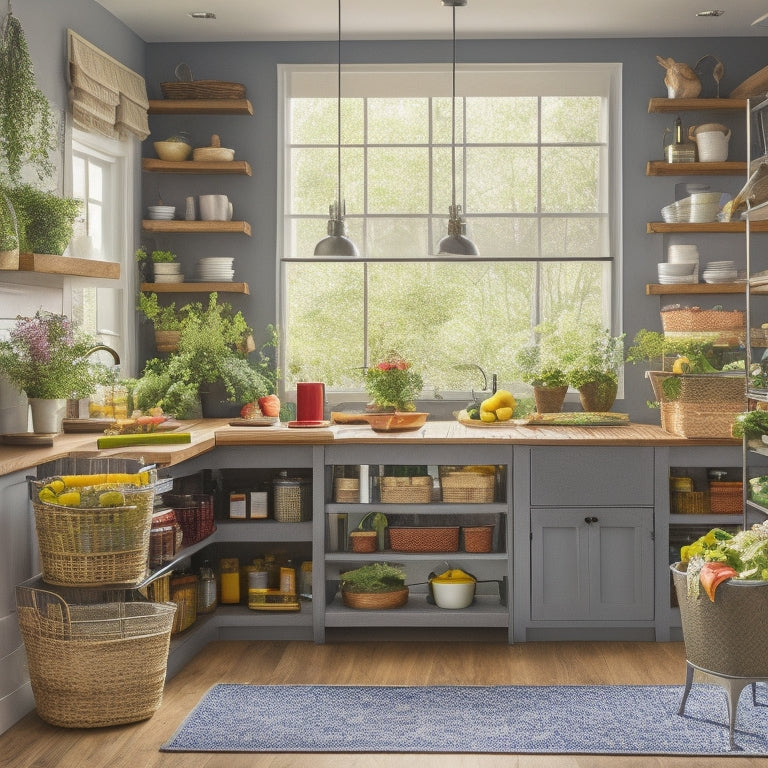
top-left (314, 0), bottom-right (359, 258)
top-left (437, 0), bottom-right (479, 257)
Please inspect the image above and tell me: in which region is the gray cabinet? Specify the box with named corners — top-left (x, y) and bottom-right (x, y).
top-left (530, 507), bottom-right (654, 622)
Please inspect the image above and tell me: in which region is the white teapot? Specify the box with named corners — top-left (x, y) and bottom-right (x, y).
top-left (687, 123), bottom-right (731, 162)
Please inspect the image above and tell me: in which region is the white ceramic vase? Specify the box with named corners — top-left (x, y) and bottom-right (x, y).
top-left (28, 398), bottom-right (66, 434)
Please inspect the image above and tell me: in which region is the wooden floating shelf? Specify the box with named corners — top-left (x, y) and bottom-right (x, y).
top-left (648, 97), bottom-right (747, 113)
top-left (646, 161), bottom-right (747, 176)
top-left (141, 220), bottom-right (251, 235)
top-left (7, 253), bottom-right (121, 279)
top-left (646, 282), bottom-right (745, 295)
top-left (148, 98), bottom-right (253, 115)
top-left (646, 221), bottom-right (768, 233)
top-left (142, 158), bottom-right (252, 176)
top-left (141, 281), bottom-right (250, 294)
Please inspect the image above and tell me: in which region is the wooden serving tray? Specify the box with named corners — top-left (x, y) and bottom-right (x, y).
top-left (457, 410), bottom-right (630, 427)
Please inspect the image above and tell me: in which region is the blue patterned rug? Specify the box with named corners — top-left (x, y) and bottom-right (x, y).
top-left (161, 683), bottom-right (768, 754)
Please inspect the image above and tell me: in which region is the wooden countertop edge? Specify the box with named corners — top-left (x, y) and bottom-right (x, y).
top-left (0, 419), bottom-right (740, 477)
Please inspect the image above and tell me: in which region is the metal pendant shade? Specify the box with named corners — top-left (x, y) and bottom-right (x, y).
top-left (314, 0), bottom-right (359, 258)
top-left (437, 0), bottom-right (479, 257)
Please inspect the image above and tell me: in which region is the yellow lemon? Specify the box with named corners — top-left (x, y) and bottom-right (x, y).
top-left (38, 486), bottom-right (57, 503)
top-left (672, 356), bottom-right (690, 374)
top-left (495, 406), bottom-right (514, 422)
top-left (48, 478), bottom-right (65, 494)
top-left (479, 410), bottom-right (497, 423)
top-left (56, 491), bottom-right (81, 507)
top-left (99, 491), bottom-right (125, 507)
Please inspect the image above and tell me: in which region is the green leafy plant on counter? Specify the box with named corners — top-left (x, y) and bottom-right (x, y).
top-left (0, 11), bottom-right (57, 184)
top-left (135, 246), bottom-right (177, 263)
top-left (340, 563), bottom-right (406, 594)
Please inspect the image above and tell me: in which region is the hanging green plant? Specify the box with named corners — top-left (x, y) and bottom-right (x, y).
top-left (0, 10), bottom-right (57, 184)
top-left (4, 184), bottom-right (80, 254)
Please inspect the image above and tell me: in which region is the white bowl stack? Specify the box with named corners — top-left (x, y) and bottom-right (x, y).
top-left (196, 256), bottom-right (234, 282)
top-left (702, 260), bottom-right (737, 284)
top-left (658, 261), bottom-right (697, 284)
top-left (667, 244), bottom-right (699, 283)
top-left (660, 193), bottom-right (722, 224)
top-left (147, 205), bottom-right (176, 221)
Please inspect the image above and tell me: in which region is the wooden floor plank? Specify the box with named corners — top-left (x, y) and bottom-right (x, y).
top-left (0, 640), bottom-right (764, 768)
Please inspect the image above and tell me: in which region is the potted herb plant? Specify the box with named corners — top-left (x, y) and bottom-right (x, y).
top-left (364, 351), bottom-right (424, 412)
top-left (565, 325), bottom-right (625, 412)
top-left (514, 324), bottom-right (574, 413)
top-left (132, 294), bottom-right (275, 418)
top-left (339, 562), bottom-right (408, 609)
top-left (137, 292), bottom-right (185, 353)
top-left (3, 185), bottom-right (81, 256)
top-left (135, 246), bottom-right (181, 282)
top-left (0, 311), bottom-right (110, 432)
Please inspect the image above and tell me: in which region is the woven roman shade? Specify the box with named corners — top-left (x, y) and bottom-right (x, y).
top-left (67, 30), bottom-right (149, 140)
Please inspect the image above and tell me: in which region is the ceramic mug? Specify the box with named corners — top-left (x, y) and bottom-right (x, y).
top-left (199, 194), bottom-right (233, 221)
top-left (688, 124), bottom-right (731, 162)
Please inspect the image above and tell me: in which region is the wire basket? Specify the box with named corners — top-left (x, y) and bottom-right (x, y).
top-left (380, 476), bottom-right (433, 504)
top-left (162, 493), bottom-right (216, 544)
top-left (15, 583), bottom-right (175, 728)
top-left (273, 475), bottom-right (312, 522)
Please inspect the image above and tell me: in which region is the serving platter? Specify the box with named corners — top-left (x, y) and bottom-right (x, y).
top-left (228, 417), bottom-right (279, 427)
top-left (457, 410), bottom-right (630, 427)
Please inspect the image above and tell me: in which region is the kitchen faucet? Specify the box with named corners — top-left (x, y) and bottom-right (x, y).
top-left (452, 364), bottom-right (498, 398)
top-left (85, 345), bottom-right (120, 366)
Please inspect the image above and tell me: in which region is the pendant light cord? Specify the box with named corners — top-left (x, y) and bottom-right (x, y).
top-left (450, 3), bottom-right (457, 209)
top-left (336, 0), bottom-right (342, 209)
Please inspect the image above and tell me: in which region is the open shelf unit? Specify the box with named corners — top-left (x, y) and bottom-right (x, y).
top-left (140, 281), bottom-right (249, 294)
top-left (10, 253), bottom-right (121, 279)
top-left (147, 98), bottom-right (253, 115)
top-left (142, 158), bottom-right (252, 175)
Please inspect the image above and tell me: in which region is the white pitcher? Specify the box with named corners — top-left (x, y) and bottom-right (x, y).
top-left (687, 123), bottom-right (731, 162)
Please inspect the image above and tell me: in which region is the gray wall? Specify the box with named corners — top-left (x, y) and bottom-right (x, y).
top-left (12, 2), bottom-right (768, 421)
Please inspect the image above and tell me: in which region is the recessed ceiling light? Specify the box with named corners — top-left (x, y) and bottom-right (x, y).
top-left (752, 11), bottom-right (768, 27)
top-left (189, 11), bottom-right (216, 20)
top-left (696, 9), bottom-right (725, 17)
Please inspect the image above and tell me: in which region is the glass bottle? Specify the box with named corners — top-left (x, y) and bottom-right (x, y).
top-left (219, 557), bottom-right (240, 604)
top-left (197, 561), bottom-right (218, 614)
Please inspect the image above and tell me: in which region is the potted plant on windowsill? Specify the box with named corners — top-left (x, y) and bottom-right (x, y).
top-left (565, 325), bottom-right (625, 413)
top-left (514, 324), bottom-right (574, 413)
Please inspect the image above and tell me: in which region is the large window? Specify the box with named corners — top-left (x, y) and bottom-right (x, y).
top-left (279, 63), bottom-right (621, 399)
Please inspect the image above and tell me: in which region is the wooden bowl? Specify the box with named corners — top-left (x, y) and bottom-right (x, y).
top-left (153, 141), bottom-right (192, 161)
top-left (364, 412), bottom-right (428, 432)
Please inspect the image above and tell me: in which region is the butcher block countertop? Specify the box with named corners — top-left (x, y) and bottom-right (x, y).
top-left (0, 418), bottom-right (739, 478)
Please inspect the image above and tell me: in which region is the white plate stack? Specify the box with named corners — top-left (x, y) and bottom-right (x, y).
top-left (658, 262), bottom-right (697, 284)
top-left (147, 205), bottom-right (176, 220)
top-left (196, 256), bottom-right (234, 282)
top-left (702, 260), bottom-right (737, 284)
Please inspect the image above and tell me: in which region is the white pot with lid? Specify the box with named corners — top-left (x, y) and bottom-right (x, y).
top-left (688, 123), bottom-right (731, 162)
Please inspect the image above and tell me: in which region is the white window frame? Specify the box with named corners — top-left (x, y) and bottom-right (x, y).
top-left (277, 62), bottom-right (623, 401)
top-left (65, 127), bottom-right (137, 375)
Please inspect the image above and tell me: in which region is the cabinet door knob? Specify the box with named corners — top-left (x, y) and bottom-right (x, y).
top-left (584, 516), bottom-right (599, 524)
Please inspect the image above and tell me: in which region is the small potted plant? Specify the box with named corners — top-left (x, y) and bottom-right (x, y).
top-left (339, 562), bottom-right (408, 610)
top-left (137, 292), bottom-right (185, 353)
top-left (514, 325), bottom-right (573, 413)
top-left (135, 246), bottom-right (181, 282)
top-left (565, 325), bottom-right (625, 412)
top-left (0, 311), bottom-right (110, 432)
top-left (364, 351), bottom-right (424, 412)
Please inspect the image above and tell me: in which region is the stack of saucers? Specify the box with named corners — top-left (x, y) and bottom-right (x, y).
top-left (702, 260), bottom-right (738, 284)
top-left (196, 256), bottom-right (234, 282)
top-left (658, 262), bottom-right (697, 284)
top-left (147, 205), bottom-right (175, 220)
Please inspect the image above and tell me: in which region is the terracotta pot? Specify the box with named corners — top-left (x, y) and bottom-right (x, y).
top-left (533, 385), bottom-right (568, 414)
top-left (577, 380), bottom-right (618, 413)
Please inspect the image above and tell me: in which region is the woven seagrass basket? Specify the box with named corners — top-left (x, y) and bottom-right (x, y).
top-left (341, 587), bottom-right (408, 610)
top-left (709, 481), bottom-right (744, 514)
top-left (15, 584), bottom-right (175, 728)
top-left (462, 525), bottom-right (495, 552)
top-left (441, 471), bottom-right (495, 503)
top-left (31, 489), bottom-right (154, 588)
top-left (660, 308), bottom-right (745, 345)
top-left (389, 526), bottom-right (459, 553)
top-left (670, 491), bottom-right (711, 514)
top-left (380, 475), bottom-right (432, 504)
top-left (671, 564), bottom-right (768, 678)
top-left (334, 477), bottom-right (360, 503)
top-left (169, 574), bottom-right (198, 634)
top-left (349, 531), bottom-right (377, 553)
